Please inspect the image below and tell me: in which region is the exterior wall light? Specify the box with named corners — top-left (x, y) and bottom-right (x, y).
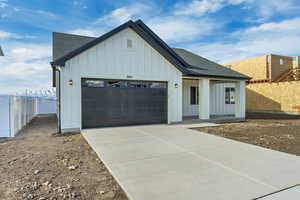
top-left (68, 80), bottom-right (73, 86)
top-left (174, 83), bottom-right (178, 88)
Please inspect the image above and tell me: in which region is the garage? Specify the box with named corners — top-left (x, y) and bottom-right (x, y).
top-left (81, 78), bottom-right (168, 128)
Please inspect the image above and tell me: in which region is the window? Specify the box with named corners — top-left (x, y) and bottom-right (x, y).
top-left (83, 80), bottom-right (104, 88)
top-left (280, 58), bottom-right (284, 65)
top-left (107, 81), bottom-right (124, 87)
top-left (225, 87), bottom-right (235, 104)
top-left (127, 81), bottom-right (149, 88)
top-left (149, 82), bottom-right (167, 88)
top-left (127, 39), bottom-right (133, 48)
top-left (190, 87), bottom-right (199, 105)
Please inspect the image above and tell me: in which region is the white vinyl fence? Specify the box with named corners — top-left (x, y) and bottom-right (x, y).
top-left (0, 95), bottom-right (56, 138)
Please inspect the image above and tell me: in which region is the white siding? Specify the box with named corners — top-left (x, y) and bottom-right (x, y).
top-left (210, 82), bottom-right (235, 116)
top-left (182, 79), bottom-right (198, 116)
top-left (60, 28), bottom-right (183, 130)
top-left (183, 80), bottom-right (235, 116)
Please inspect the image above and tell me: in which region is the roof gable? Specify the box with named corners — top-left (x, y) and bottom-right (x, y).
top-left (51, 20), bottom-right (189, 74)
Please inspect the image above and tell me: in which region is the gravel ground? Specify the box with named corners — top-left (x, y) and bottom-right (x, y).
top-left (0, 115), bottom-right (128, 200)
top-left (195, 112), bottom-right (300, 156)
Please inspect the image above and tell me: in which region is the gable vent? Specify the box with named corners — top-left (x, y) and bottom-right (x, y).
top-left (127, 39), bottom-right (133, 48)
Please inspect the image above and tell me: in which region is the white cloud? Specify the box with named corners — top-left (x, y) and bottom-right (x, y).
top-left (0, 30), bottom-right (36, 40)
top-left (71, 2), bottom-right (219, 44)
top-left (174, 0), bottom-right (300, 20)
top-left (68, 29), bottom-right (100, 37)
top-left (97, 3), bottom-right (151, 25)
top-left (0, 31), bottom-right (11, 38)
top-left (148, 17), bottom-right (217, 43)
top-left (174, 0), bottom-right (251, 16)
top-left (184, 17), bottom-right (300, 64)
top-left (245, 18), bottom-right (300, 33)
top-left (252, 0), bottom-right (300, 21)
top-left (0, 43), bottom-right (52, 94)
top-left (174, 0), bottom-right (225, 16)
top-left (0, 0), bottom-right (7, 9)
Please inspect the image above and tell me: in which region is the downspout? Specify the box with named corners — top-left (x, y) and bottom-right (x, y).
top-left (52, 64), bottom-right (62, 134)
top-left (58, 69), bottom-right (61, 133)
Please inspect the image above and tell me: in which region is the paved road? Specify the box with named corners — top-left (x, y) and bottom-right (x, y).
top-left (82, 124), bottom-right (300, 200)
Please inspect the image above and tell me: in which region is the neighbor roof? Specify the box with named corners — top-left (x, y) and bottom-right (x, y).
top-left (0, 46), bottom-right (4, 56)
top-left (51, 19), bottom-right (250, 81)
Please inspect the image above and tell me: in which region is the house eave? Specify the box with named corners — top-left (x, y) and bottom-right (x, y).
top-left (183, 74), bottom-right (251, 81)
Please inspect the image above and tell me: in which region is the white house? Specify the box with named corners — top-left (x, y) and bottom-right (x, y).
top-left (51, 20), bottom-right (249, 133)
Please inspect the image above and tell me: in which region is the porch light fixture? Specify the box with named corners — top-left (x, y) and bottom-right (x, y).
top-left (68, 79), bottom-right (73, 86)
top-left (174, 83), bottom-right (178, 88)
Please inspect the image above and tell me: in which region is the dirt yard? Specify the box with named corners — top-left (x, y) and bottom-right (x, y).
top-left (0, 115), bottom-right (128, 200)
top-left (196, 112), bottom-right (300, 156)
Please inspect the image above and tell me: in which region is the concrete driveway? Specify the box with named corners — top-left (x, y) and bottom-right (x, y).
top-left (82, 125), bottom-right (300, 200)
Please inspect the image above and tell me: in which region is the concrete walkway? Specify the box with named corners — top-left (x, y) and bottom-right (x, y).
top-left (82, 125), bottom-right (300, 200)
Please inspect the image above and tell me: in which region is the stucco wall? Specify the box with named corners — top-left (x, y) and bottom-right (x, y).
top-left (226, 55), bottom-right (267, 80)
top-left (247, 81), bottom-right (300, 112)
top-left (60, 28), bottom-right (183, 130)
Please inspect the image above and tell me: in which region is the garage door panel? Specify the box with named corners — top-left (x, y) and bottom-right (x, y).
top-left (82, 79), bottom-right (167, 128)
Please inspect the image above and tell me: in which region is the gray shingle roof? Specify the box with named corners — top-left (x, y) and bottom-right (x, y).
top-left (52, 20), bottom-right (249, 80)
top-left (0, 46), bottom-right (4, 56)
top-left (52, 32), bottom-right (95, 60)
top-left (172, 48), bottom-right (250, 79)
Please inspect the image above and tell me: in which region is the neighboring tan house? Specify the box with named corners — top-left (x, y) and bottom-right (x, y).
top-left (51, 19), bottom-right (249, 133)
top-left (226, 54), bottom-right (300, 114)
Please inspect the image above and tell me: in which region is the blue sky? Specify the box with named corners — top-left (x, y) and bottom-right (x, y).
top-left (1, 0), bottom-right (300, 94)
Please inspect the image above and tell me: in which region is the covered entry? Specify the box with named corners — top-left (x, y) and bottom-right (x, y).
top-left (81, 78), bottom-right (168, 129)
top-left (182, 78), bottom-right (246, 120)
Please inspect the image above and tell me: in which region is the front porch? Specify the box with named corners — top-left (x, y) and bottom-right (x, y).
top-left (182, 77), bottom-right (246, 122)
top-left (182, 115), bottom-right (245, 124)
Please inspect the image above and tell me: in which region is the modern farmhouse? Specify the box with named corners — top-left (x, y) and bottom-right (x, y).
top-left (51, 20), bottom-right (249, 133)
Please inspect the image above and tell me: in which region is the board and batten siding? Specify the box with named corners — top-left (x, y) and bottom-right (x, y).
top-left (210, 82), bottom-right (235, 115)
top-left (182, 80), bottom-right (235, 116)
top-left (59, 28), bottom-right (183, 130)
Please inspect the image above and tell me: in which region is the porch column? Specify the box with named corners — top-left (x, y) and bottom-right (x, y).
top-left (198, 79), bottom-right (210, 119)
top-left (235, 80), bottom-right (246, 118)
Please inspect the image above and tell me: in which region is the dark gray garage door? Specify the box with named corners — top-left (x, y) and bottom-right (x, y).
top-left (82, 79), bottom-right (168, 129)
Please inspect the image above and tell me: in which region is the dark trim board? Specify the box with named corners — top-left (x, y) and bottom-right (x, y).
top-left (81, 78), bottom-right (168, 129)
top-left (82, 77), bottom-right (169, 83)
top-left (58, 69), bottom-right (61, 133)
